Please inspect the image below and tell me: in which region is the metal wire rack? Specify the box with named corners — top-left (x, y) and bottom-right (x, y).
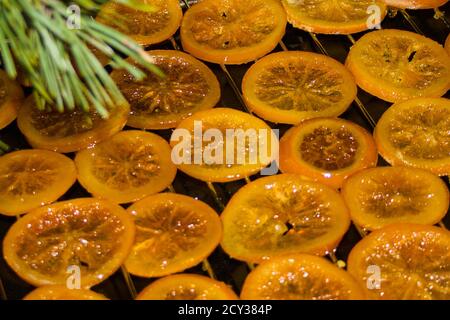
top-left (0, 0), bottom-right (449, 300)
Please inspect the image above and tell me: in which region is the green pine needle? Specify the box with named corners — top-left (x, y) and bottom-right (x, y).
top-left (0, 0), bottom-right (161, 117)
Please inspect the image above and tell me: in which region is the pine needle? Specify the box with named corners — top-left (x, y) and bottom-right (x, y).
top-left (0, 0), bottom-right (161, 117)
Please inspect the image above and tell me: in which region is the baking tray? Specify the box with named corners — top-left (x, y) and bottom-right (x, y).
top-left (0, 0), bottom-right (449, 300)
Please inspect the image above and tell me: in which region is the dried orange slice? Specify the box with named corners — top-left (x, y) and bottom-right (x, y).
top-left (136, 274), bottom-right (238, 300)
top-left (170, 108), bottom-right (277, 183)
top-left (96, 0), bottom-right (182, 47)
top-left (17, 97), bottom-right (129, 153)
top-left (342, 167), bottom-right (449, 231)
top-left (374, 98), bottom-right (450, 176)
top-left (180, 0), bottom-right (287, 64)
top-left (241, 254), bottom-right (365, 300)
top-left (24, 286), bottom-right (108, 300)
top-left (125, 193), bottom-right (222, 278)
top-left (111, 50), bottom-right (220, 130)
top-left (242, 51), bottom-right (357, 125)
top-left (0, 69), bottom-right (24, 129)
top-left (0, 150), bottom-right (77, 216)
top-left (348, 224), bottom-right (450, 300)
top-left (281, 0), bottom-right (387, 34)
top-left (3, 198), bottom-right (135, 288)
top-left (382, 0), bottom-right (448, 9)
top-left (75, 130), bottom-right (176, 204)
top-left (221, 174), bottom-right (351, 263)
top-left (346, 29), bottom-right (450, 103)
top-left (279, 118), bottom-right (378, 189)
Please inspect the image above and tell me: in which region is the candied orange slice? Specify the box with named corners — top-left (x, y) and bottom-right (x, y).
top-left (111, 50), bottom-right (220, 130)
top-left (136, 274), bottom-right (237, 300)
top-left (281, 0), bottom-right (387, 34)
top-left (382, 0), bottom-right (448, 9)
top-left (348, 224), bottom-right (450, 300)
top-left (170, 108), bottom-right (277, 183)
top-left (342, 167), bottom-right (449, 231)
top-left (346, 29), bottom-right (450, 102)
top-left (0, 150), bottom-right (77, 216)
top-left (242, 51), bottom-right (357, 125)
top-left (374, 98), bottom-right (450, 176)
top-left (0, 69), bottom-right (24, 129)
top-left (96, 0), bottom-right (182, 46)
top-left (180, 0), bottom-right (287, 64)
top-left (75, 130), bottom-right (176, 204)
top-left (241, 254), bottom-right (365, 300)
top-left (24, 285), bottom-right (108, 300)
top-left (124, 193), bottom-right (222, 278)
top-left (17, 97), bottom-right (129, 153)
top-left (279, 117), bottom-right (378, 189)
top-left (3, 198), bottom-right (135, 288)
top-left (221, 174), bottom-right (351, 263)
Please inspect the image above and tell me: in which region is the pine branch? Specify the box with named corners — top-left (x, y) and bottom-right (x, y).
top-left (0, 0), bottom-right (163, 117)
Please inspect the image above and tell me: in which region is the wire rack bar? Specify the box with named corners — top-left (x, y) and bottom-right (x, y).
top-left (400, 10), bottom-right (425, 35)
top-left (120, 266), bottom-right (137, 299)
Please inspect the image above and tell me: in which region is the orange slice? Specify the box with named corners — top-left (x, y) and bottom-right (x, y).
top-left (180, 0), bottom-right (287, 64)
top-left (17, 97), bottom-right (129, 153)
top-left (382, 0), bottom-right (448, 9)
top-left (281, 0), bottom-right (388, 34)
top-left (221, 174), bottom-right (351, 263)
top-left (3, 198), bottom-right (135, 288)
top-left (241, 254), bottom-right (365, 300)
top-left (0, 150), bottom-right (77, 216)
top-left (242, 51), bottom-right (357, 125)
top-left (75, 130), bottom-right (176, 204)
top-left (125, 193), bottom-right (222, 278)
top-left (96, 0), bottom-right (183, 47)
top-left (374, 98), bottom-right (450, 176)
top-left (111, 50), bottom-right (220, 130)
top-left (279, 117), bottom-right (378, 189)
top-left (23, 285), bottom-right (108, 300)
top-left (342, 167), bottom-right (449, 231)
top-left (346, 29), bottom-right (450, 103)
top-left (170, 108), bottom-right (277, 183)
top-left (136, 274), bottom-right (238, 300)
top-left (0, 69), bottom-right (24, 129)
top-left (348, 224), bottom-right (450, 300)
